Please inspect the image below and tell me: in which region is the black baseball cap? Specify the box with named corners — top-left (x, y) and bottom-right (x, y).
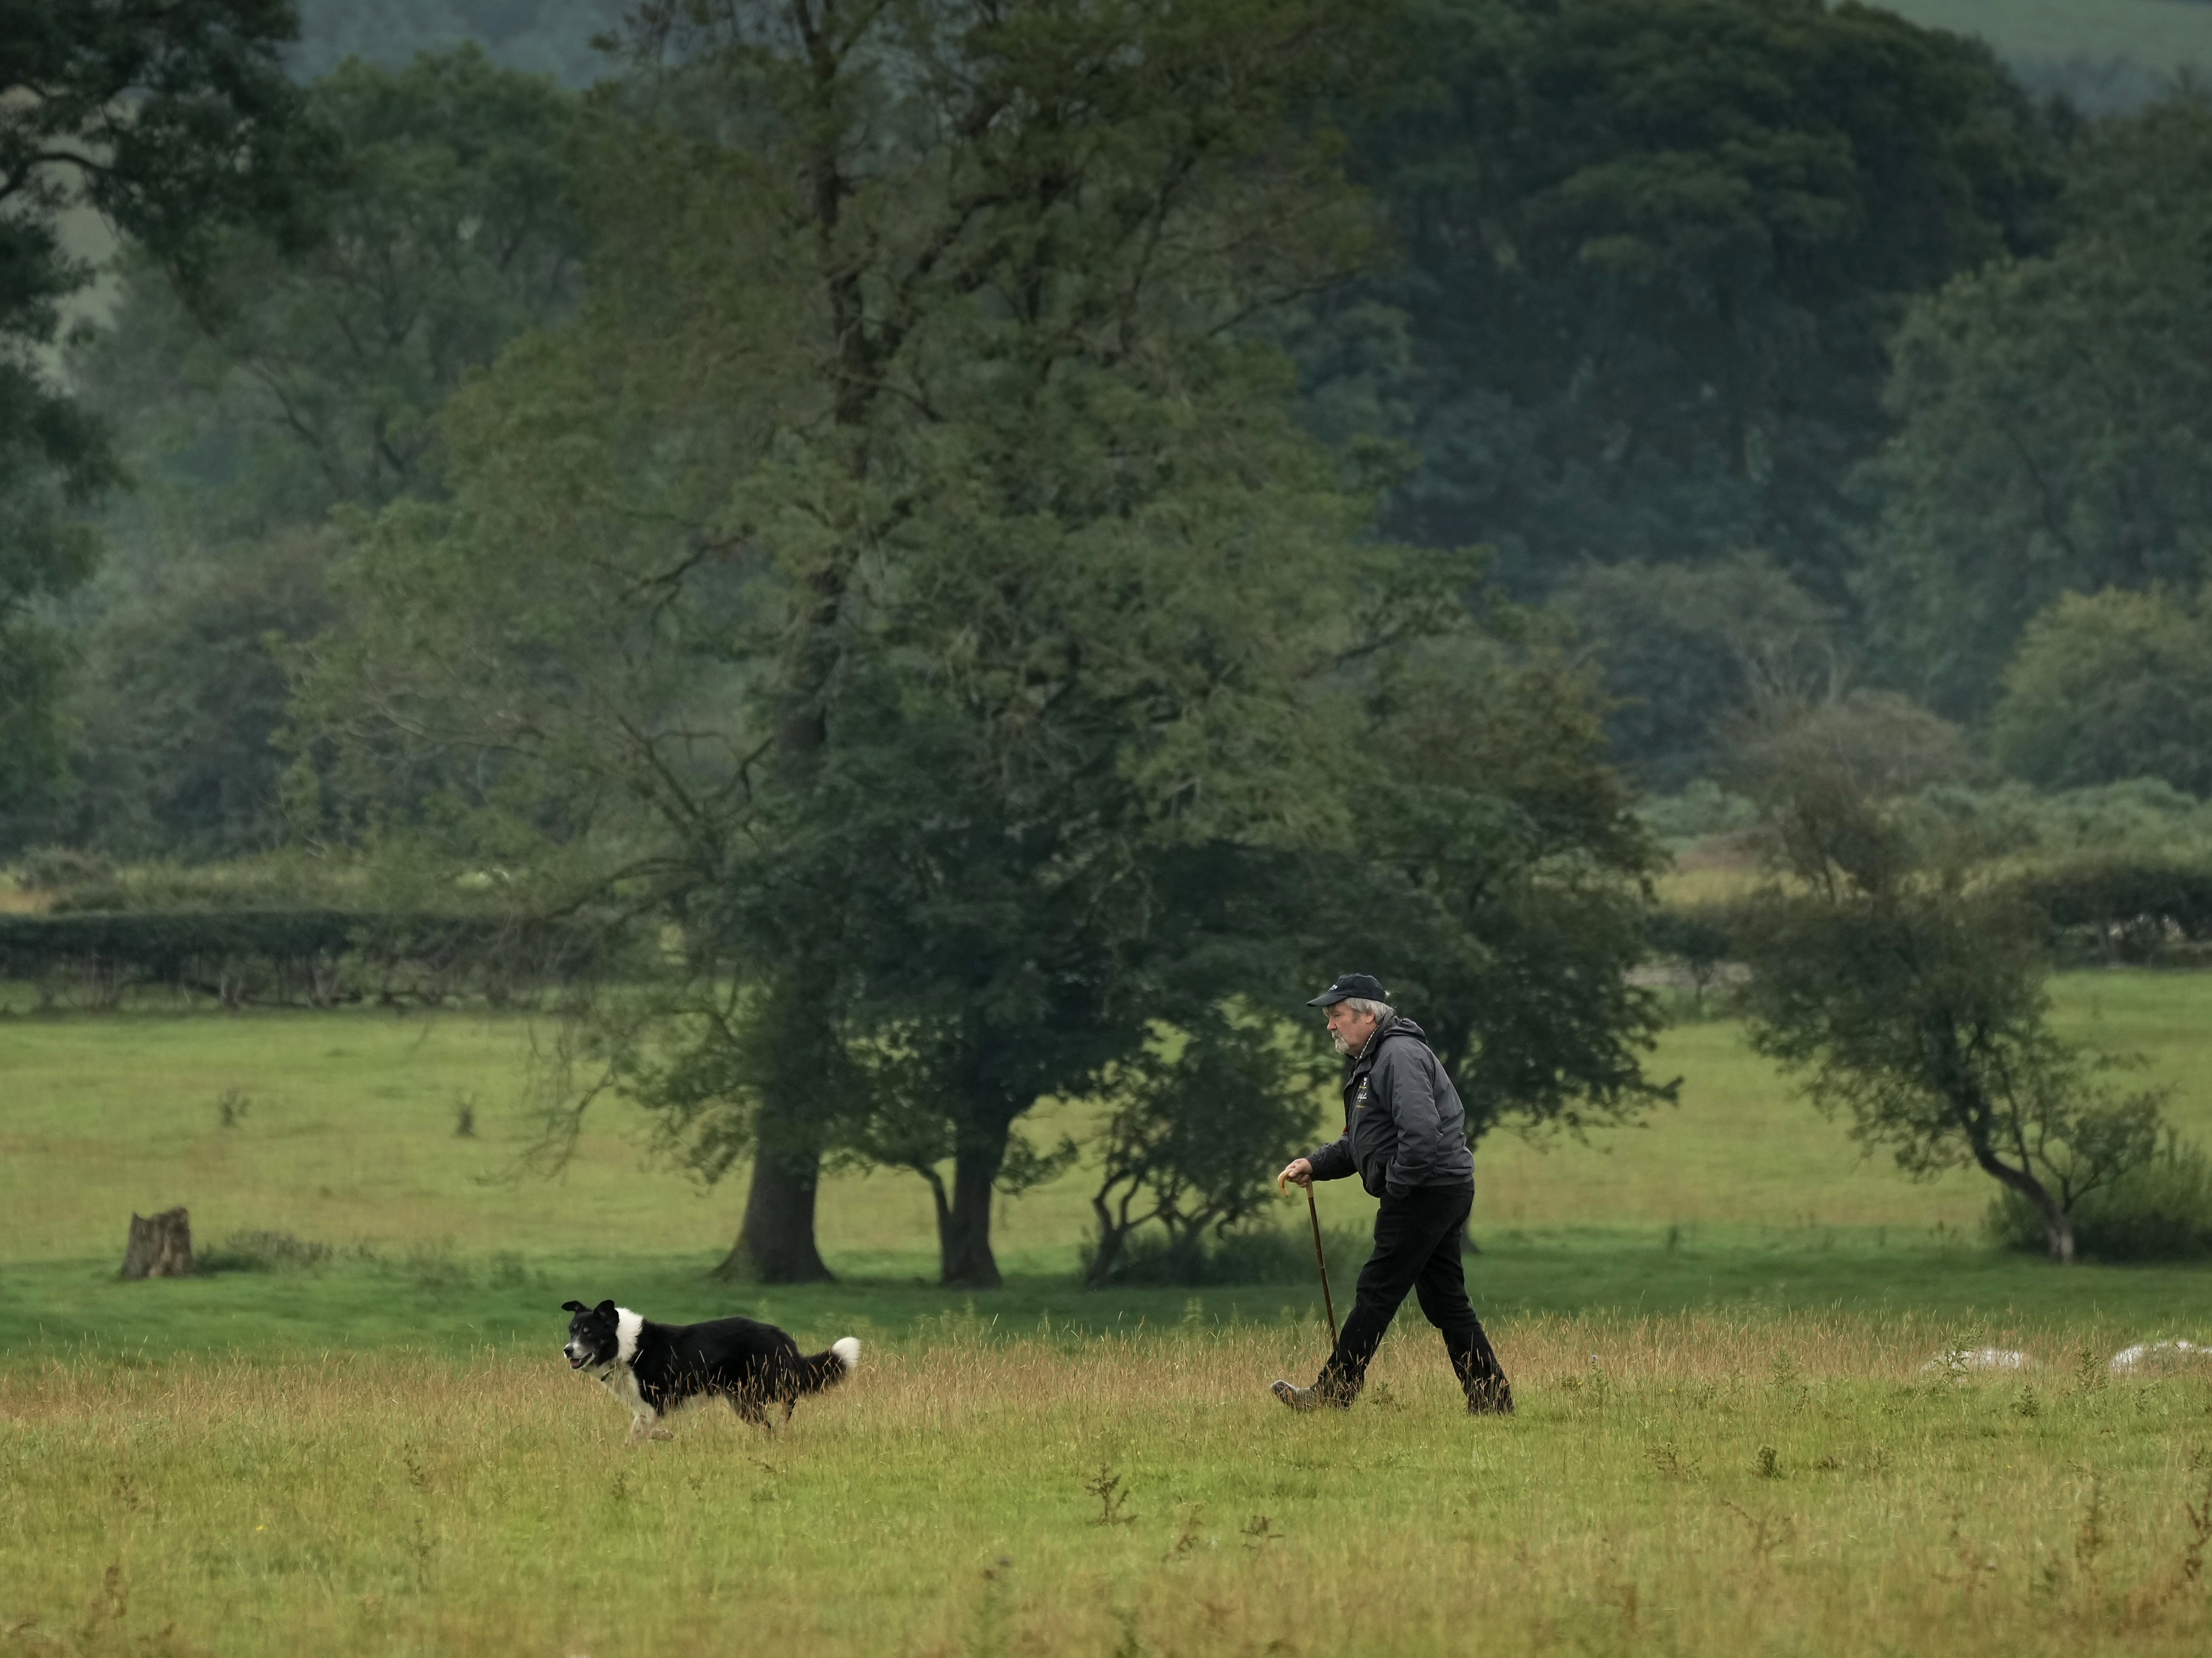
top-left (1307, 973), bottom-right (1387, 1007)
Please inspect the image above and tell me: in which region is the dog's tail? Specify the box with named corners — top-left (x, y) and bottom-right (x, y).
top-left (797, 1336), bottom-right (861, 1395)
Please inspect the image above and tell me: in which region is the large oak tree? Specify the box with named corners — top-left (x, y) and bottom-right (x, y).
top-left (304, 0), bottom-right (1674, 1286)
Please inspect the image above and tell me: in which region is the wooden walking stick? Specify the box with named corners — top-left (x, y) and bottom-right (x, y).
top-left (1305, 1183), bottom-right (1339, 1347)
top-left (1281, 1171), bottom-right (1339, 1348)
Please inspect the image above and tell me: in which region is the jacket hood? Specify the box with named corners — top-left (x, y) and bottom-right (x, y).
top-left (1352, 1013), bottom-right (1425, 1065)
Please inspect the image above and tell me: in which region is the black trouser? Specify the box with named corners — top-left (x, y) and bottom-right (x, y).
top-left (1315, 1183), bottom-right (1508, 1406)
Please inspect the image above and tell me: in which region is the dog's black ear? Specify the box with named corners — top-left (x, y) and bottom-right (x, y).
top-left (595, 1299), bottom-right (617, 1318)
top-left (561, 1301), bottom-right (585, 1313)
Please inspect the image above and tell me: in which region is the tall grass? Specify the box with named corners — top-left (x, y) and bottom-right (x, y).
top-left (5, 1315), bottom-right (2212, 1656)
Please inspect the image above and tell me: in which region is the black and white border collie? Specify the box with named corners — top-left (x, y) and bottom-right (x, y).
top-left (560, 1299), bottom-right (860, 1444)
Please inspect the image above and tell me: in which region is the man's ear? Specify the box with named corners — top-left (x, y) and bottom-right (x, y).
top-left (596, 1299), bottom-right (617, 1318)
top-left (561, 1301), bottom-right (585, 1313)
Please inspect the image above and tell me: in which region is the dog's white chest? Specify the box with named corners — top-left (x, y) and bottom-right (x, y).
top-left (596, 1363), bottom-right (650, 1418)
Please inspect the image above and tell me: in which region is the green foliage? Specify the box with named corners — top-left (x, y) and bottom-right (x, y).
top-left (83, 44), bottom-right (590, 525)
top-left (1729, 696), bottom-right (2168, 1263)
top-left (1991, 587), bottom-right (2212, 797)
top-left (1645, 906), bottom-right (1735, 1007)
top-left (1913, 777), bottom-right (2212, 863)
top-left (13, 848), bottom-right (362, 910)
top-left (30, 529), bottom-right (342, 858)
top-left (8, 844), bottom-right (116, 893)
top-left (305, 0), bottom-right (1667, 1288)
top-left (0, 906), bottom-right (617, 1010)
top-left (1900, 780), bottom-right (2212, 962)
top-left (1317, 631), bottom-right (1675, 1143)
top-left (0, 622), bottom-right (78, 807)
top-left (1859, 93), bottom-right (2212, 715)
top-left (1322, 0), bottom-right (2055, 595)
top-left (1639, 781), bottom-right (1760, 850)
top-left (1724, 689), bottom-right (1979, 895)
top-left (296, 0), bottom-right (1434, 1290)
top-left (1555, 552), bottom-right (1839, 791)
top-left (0, 47), bottom-right (593, 860)
top-left (1737, 880), bottom-right (2168, 1264)
top-left (2009, 857), bottom-right (2212, 965)
top-left (0, 907), bottom-right (354, 1007)
top-left (1083, 1010), bottom-right (1330, 1287)
top-left (0, 0), bottom-right (321, 811)
top-left (1079, 1220), bottom-right (1367, 1288)
top-left (1987, 1133), bottom-right (2212, 1261)
top-left (198, 1229), bottom-right (337, 1273)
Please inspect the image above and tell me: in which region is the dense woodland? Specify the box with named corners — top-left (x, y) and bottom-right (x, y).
top-left (6, 0), bottom-right (2212, 1281)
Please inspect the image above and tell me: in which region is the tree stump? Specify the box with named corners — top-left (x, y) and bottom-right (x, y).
top-left (120, 1208), bottom-right (194, 1279)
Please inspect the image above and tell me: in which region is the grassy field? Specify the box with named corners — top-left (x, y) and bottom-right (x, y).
top-left (5, 972), bottom-right (2212, 1355)
top-left (9, 1321), bottom-right (2212, 1656)
top-left (7, 975), bottom-right (2212, 1654)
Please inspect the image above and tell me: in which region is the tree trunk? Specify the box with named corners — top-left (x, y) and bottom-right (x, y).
top-left (713, 980), bottom-right (838, 1284)
top-left (937, 1143), bottom-right (1005, 1289)
top-left (1970, 1142), bottom-right (2075, 1266)
top-left (714, 1143), bottom-right (833, 1283)
top-left (120, 1208), bottom-right (194, 1279)
top-left (1086, 1192), bottom-right (1129, 1289)
top-left (2044, 1208), bottom-right (2076, 1265)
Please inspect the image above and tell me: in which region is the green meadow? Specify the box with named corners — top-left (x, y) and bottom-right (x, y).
top-left (6, 973), bottom-right (2212, 1655)
top-left (6, 971), bottom-right (2212, 1350)
top-left (14, 1322), bottom-right (2212, 1658)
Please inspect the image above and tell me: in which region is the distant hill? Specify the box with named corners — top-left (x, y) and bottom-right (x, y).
top-left (282, 1), bottom-right (2212, 107)
top-left (291, 0), bottom-right (623, 86)
top-left (1883, 0), bottom-right (2212, 111)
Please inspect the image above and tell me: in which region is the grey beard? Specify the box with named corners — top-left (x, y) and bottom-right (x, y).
top-left (1330, 1030), bottom-right (1352, 1056)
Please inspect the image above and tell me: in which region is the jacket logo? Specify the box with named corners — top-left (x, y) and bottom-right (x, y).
top-left (1355, 1079), bottom-right (1371, 1111)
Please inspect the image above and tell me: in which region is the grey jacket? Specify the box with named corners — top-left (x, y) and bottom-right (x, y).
top-left (1307, 1015), bottom-right (1475, 1199)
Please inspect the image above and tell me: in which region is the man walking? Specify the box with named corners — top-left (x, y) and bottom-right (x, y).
top-left (1273, 973), bottom-right (1513, 1414)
